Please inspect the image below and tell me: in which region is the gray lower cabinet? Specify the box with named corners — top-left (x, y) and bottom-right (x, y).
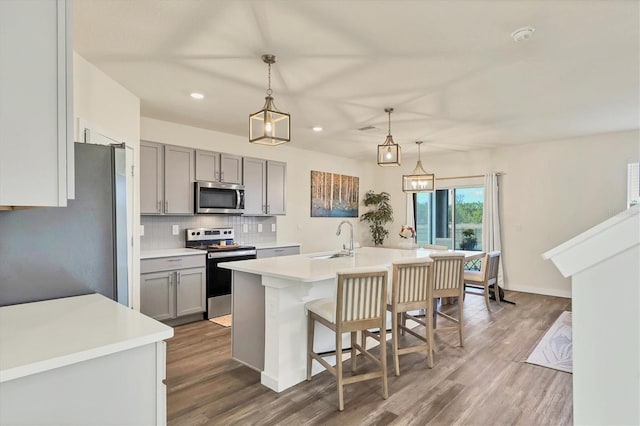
top-left (140, 255), bottom-right (206, 322)
top-left (243, 158), bottom-right (287, 215)
top-left (140, 271), bottom-right (174, 321)
top-left (140, 141), bottom-right (194, 215)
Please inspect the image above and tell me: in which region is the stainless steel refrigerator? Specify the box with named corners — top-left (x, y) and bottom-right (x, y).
top-left (0, 143), bottom-right (129, 306)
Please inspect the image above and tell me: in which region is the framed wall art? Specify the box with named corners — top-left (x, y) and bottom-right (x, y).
top-left (310, 170), bottom-right (359, 217)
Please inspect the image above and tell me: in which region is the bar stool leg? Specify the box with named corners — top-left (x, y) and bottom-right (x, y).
top-left (306, 314), bottom-right (314, 380)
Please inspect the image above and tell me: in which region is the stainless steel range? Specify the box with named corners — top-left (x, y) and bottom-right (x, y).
top-left (185, 228), bottom-right (256, 319)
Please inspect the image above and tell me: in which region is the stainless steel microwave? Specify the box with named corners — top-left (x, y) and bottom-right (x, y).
top-left (195, 181), bottom-right (245, 214)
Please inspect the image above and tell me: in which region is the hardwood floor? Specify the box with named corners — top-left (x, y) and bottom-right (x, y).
top-left (166, 291), bottom-right (572, 425)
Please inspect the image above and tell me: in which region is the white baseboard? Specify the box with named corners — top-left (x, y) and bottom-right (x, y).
top-left (505, 284), bottom-right (572, 299)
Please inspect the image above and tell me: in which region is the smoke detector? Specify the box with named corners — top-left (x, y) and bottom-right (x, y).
top-left (511, 26), bottom-right (535, 43)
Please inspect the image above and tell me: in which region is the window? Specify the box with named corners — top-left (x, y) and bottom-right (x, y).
top-left (414, 186), bottom-right (484, 251)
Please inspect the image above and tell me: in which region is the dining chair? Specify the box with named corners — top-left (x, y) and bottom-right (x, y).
top-left (387, 258), bottom-right (434, 376)
top-left (423, 244), bottom-right (449, 250)
top-left (429, 252), bottom-right (466, 346)
top-left (464, 251), bottom-right (501, 311)
top-left (305, 267), bottom-right (388, 411)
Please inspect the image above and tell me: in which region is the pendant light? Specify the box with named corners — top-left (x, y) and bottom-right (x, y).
top-left (402, 141), bottom-right (435, 192)
top-left (377, 108), bottom-right (401, 166)
top-left (249, 54), bottom-right (291, 146)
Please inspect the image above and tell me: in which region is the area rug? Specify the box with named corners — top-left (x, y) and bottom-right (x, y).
top-left (209, 314), bottom-right (232, 327)
top-left (526, 311), bottom-right (572, 373)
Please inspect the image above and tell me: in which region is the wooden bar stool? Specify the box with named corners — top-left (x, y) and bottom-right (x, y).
top-left (429, 252), bottom-right (466, 347)
top-left (305, 267), bottom-right (389, 411)
top-left (387, 258), bottom-right (434, 376)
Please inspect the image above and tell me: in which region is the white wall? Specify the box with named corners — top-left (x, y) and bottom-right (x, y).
top-left (140, 117), bottom-right (374, 253)
top-left (375, 130), bottom-right (639, 298)
top-left (73, 52), bottom-right (141, 308)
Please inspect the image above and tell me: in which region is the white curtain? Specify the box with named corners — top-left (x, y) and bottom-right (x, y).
top-left (405, 193), bottom-right (415, 231)
top-left (482, 172), bottom-right (504, 287)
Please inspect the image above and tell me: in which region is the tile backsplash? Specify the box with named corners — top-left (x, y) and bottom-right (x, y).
top-left (141, 215), bottom-right (277, 250)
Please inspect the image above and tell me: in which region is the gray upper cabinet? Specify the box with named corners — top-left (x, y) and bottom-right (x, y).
top-left (266, 161), bottom-right (287, 215)
top-left (220, 154), bottom-right (243, 184)
top-left (194, 150), bottom-right (242, 184)
top-left (140, 141), bottom-right (164, 214)
top-left (195, 149), bottom-right (220, 182)
top-left (243, 158), bottom-right (267, 215)
top-left (242, 158), bottom-right (286, 216)
top-left (164, 145), bottom-right (194, 214)
top-left (0, 0), bottom-right (73, 208)
top-left (140, 141), bottom-right (194, 215)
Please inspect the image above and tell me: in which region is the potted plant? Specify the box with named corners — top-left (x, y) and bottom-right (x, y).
top-left (460, 228), bottom-right (477, 250)
top-left (360, 191), bottom-right (393, 246)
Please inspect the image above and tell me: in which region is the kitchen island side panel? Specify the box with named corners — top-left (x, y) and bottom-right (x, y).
top-left (231, 271), bottom-right (265, 371)
top-left (0, 342), bottom-right (164, 426)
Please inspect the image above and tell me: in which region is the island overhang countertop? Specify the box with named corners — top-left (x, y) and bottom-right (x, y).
top-left (219, 246), bottom-right (482, 282)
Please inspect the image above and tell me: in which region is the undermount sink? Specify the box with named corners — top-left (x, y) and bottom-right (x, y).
top-left (309, 252), bottom-right (351, 259)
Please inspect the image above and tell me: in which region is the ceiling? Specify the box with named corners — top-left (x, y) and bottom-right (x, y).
top-left (73, 0), bottom-right (639, 161)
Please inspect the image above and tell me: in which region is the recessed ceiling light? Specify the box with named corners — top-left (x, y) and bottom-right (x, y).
top-left (312, 126), bottom-right (323, 132)
top-left (190, 92), bottom-right (204, 100)
top-left (511, 26), bottom-right (535, 43)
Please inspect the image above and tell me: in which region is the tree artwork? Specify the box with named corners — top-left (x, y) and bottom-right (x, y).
top-left (310, 171), bottom-right (359, 217)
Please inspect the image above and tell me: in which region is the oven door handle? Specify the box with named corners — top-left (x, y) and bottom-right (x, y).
top-left (208, 250), bottom-right (257, 259)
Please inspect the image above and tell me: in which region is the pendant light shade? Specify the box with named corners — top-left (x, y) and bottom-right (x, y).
top-left (377, 108), bottom-right (401, 166)
top-left (249, 54), bottom-right (291, 146)
top-left (402, 141), bottom-right (435, 192)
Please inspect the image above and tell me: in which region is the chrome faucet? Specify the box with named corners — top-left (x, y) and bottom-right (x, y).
top-left (336, 220), bottom-right (354, 256)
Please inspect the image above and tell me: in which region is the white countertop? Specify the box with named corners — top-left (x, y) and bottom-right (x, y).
top-left (251, 242), bottom-right (301, 250)
top-left (140, 248), bottom-right (206, 259)
top-left (220, 246), bottom-right (482, 282)
top-left (0, 294), bottom-right (173, 383)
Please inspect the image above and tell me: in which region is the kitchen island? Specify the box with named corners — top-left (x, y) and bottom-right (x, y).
top-left (221, 246), bottom-right (482, 392)
top-left (0, 293), bottom-right (173, 425)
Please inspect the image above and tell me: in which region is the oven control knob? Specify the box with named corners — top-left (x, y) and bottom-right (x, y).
top-left (197, 232), bottom-right (201, 236)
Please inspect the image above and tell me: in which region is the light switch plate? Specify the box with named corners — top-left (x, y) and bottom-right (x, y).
top-left (243, 224), bottom-right (249, 233)
top-left (172, 225), bottom-right (179, 235)
top-left (271, 223), bottom-right (276, 232)
top-left (140, 225), bottom-right (144, 236)
top-left (258, 224), bottom-right (263, 233)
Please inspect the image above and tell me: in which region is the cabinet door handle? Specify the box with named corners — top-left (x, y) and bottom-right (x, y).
top-left (177, 272), bottom-right (181, 285)
top-left (165, 200), bottom-right (169, 212)
top-left (157, 201), bottom-right (161, 213)
top-left (267, 204), bottom-right (270, 214)
top-left (220, 171), bottom-right (224, 181)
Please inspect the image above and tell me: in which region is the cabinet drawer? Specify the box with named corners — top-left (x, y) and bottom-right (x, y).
top-left (141, 255), bottom-right (205, 274)
top-left (256, 246), bottom-right (300, 259)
